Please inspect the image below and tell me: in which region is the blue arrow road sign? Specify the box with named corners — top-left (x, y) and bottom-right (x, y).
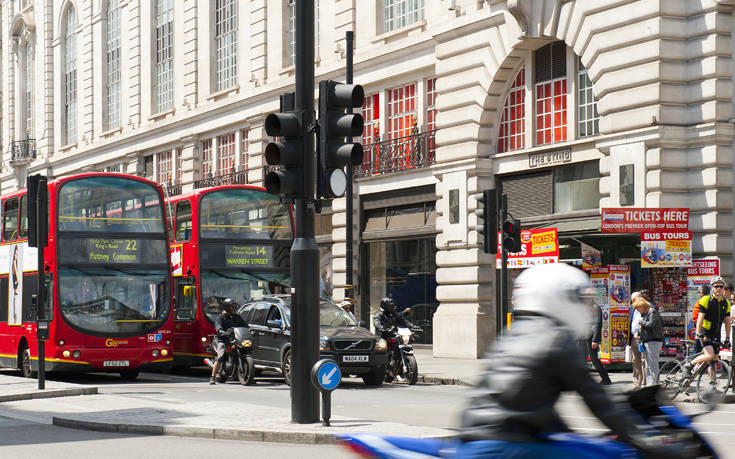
top-left (315, 359), bottom-right (341, 391)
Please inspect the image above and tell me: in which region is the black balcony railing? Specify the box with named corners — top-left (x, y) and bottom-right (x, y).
top-left (165, 182), bottom-right (183, 197)
top-left (357, 129), bottom-right (436, 177)
top-left (10, 139), bottom-right (37, 162)
top-left (194, 167), bottom-right (255, 189)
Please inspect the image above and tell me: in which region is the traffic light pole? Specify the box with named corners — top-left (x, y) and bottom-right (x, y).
top-left (344, 31), bottom-right (355, 306)
top-left (291, 0), bottom-right (320, 423)
top-left (499, 194), bottom-right (508, 333)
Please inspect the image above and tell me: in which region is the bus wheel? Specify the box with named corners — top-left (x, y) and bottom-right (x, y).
top-left (19, 346), bottom-right (33, 378)
top-left (119, 370), bottom-right (140, 380)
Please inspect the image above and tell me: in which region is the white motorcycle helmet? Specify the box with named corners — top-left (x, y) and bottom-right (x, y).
top-left (512, 263), bottom-right (595, 337)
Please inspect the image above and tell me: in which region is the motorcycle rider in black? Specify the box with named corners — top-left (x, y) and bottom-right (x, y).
top-left (209, 298), bottom-right (248, 385)
top-left (459, 264), bottom-right (681, 458)
top-left (373, 297), bottom-right (413, 337)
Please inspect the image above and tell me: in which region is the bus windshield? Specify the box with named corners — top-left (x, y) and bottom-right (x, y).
top-left (201, 270), bottom-right (290, 323)
top-left (58, 176), bottom-right (164, 233)
top-left (199, 188), bottom-right (291, 240)
top-left (58, 267), bottom-right (170, 336)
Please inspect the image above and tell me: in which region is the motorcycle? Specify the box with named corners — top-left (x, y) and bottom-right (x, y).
top-left (337, 385), bottom-right (719, 458)
top-left (383, 326), bottom-right (419, 385)
top-left (204, 327), bottom-right (256, 385)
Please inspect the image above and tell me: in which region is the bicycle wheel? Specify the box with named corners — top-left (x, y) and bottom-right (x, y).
top-left (695, 359), bottom-right (732, 404)
top-left (659, 359), bottom-right (686, 398)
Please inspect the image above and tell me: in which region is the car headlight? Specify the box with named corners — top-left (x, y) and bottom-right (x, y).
top-left (320, 339), bottom-right (329, 351)
top-left (375, 339), bottom-right (387, 352)
top-left (241, 340), bottom-right (252, 347)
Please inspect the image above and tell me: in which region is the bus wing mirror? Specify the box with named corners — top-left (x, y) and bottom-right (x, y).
top-left (183, 286), bottom-right (193, 297)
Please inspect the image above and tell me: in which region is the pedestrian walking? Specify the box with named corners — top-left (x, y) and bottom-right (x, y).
top-left (629, 291), bottom-right (646, 387)
top-left (634, 297), bottom-right (663, 385)
top-left (577, 302), bottom-right (612, 385)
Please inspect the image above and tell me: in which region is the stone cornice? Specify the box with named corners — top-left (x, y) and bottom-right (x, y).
top-left (431, 9), bottom-right (504, 44)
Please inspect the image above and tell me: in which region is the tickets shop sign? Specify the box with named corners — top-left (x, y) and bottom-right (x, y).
top-left (601, 208), bottom-right (689, 233)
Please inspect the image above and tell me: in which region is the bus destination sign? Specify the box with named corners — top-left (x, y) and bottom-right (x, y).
top-left (225, 245), bottom-right (273, 267)
top-left (88, 238), bottom-right (139, 263)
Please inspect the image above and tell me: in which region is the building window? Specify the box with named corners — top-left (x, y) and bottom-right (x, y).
top-left (105, 0), bottom-right (121, 130)
top-left (240, 129), bottom-right (249, 171)
top-left (425, 78), bottom-right (437, 159)
top-left (201, 139), bottom-right (213, 178)
top-left (63, 6), bottom-right (77, 145)
top-left (143, 155), bottom-right (154, 179)
top-left (496, 42), bottom-right (600, 154)
top-left (217, 133), bottom-right (236, 174)
top-left (106, 164), bottom-right (121, 173)
top-left (578, 57), bottom-right (599, 137)
top-left (215, 0), bottom-right (237, 92)
top-left (285, 0), bottom-right (318, 67)
top-left (383, 0), bottom-right (424, 33)
top-left (362, 93), bottom-right (380, 144)
top-left (387, 83), bottom-right (417, 139)
top-left (23, 42), bottom-right (33, 135)
top-left (619, 164), bottom-right (634, 206)
top-left (154, 0), bottom-right (174, 113)
top-left (553, 162), bottom-right (602, 213)
top-left (157, 150), bottom-right (173, 184)
top-left (497, 68), bottom-right (526, 153)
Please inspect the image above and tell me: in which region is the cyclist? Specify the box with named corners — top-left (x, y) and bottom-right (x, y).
top-left (684, 276), bottom-right (732, 377)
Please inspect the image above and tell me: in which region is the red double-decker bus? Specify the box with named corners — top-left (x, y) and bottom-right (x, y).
top-left (0, 173), bottom-right (173, 379)
top-left (166, 185), bottom-right (292, 367)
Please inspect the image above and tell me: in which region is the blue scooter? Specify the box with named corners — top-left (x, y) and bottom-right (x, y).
top-left (338, 386), bottom-right (718, 458)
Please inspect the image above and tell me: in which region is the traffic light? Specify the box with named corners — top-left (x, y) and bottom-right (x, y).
top-left (474, 189), bottom-right (497, 254)
top-left (502, 218), bottom-right (522, 253)
top-left (264, 92), bottom-right (305, 198)
top-left (317, 80), bottom-right (364, 199)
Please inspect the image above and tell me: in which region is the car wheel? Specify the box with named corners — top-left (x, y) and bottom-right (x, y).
top-left (282, 349), bottom-right (292, 386)
top-left (362, 367), bottom-right (385, 387)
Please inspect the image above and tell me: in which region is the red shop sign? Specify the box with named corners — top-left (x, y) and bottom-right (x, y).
top-left (687, 259), bottom-right (720, 277)
top-left (601, 207), bottom-right (689, 233)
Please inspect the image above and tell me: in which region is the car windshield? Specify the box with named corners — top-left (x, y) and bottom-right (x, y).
top-left (278, 300), bottom-right (356, 328)
top-left (201, 270), bottom-right (290, 323)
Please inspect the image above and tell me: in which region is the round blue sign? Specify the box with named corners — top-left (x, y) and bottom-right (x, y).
top-left (312, 359), bottom-right (341, 391)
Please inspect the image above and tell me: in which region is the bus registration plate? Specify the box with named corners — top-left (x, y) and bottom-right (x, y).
top-left (343, 355), bottom-right (369, 363)
top-left (103, 360), bottom-right (130, 367)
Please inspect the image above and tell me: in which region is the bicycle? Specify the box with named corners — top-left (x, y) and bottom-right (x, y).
top-left (659, 338), bottom-right (732, 403)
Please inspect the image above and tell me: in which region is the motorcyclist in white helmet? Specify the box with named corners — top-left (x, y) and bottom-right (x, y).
top-left (459, 264), bottom-right (683, 458)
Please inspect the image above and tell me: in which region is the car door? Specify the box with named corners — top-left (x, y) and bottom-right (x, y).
top-left (259, 305), bottom-right (286, 363)
top-left (247, 302), bottom-right (273, 365)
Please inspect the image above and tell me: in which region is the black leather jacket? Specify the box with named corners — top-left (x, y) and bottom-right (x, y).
top-left (639, 307), bottom-right (664, 343)
top-left (214, 312), bottom-right (248, 339)
top-left (461, 314), bottom-right (643, 444)
top-left (373, 310), bottom-right (412, 337)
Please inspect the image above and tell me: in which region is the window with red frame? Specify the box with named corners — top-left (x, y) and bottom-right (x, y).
top-left (240, 129), bottom-right (249, 171)
top-left (156, 150), bottom-right (173, 184)
top-left (534, 42), bottom-right (567, 146)
top-left (387, 83), bottom-right (417, 139)
top-left (362, 93), bottom-right (380, 145)
top-left (497, 68), bottom-right (526, 153)
top-left (425, 78), bottom-right (437, 160)
top-left (175, 147), bottom-right (183, 184)
top-left (201, 139), bottom-right (213, 178)
top-left (217, 133), bottom-right (236, 174)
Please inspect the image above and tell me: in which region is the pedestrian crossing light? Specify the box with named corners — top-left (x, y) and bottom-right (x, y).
top-left (264, 93), bottom-right (305, 199)
top-left (317, 80), bottom-right (364, 199)
top-left (502, 218), bottom-right (522, 253)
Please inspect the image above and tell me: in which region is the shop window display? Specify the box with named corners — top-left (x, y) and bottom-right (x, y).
top-left (647, 268), bottom-right (688, 358)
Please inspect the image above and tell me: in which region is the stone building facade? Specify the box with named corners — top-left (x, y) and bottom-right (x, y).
top-left (1, 0), bottom-right (733, 357)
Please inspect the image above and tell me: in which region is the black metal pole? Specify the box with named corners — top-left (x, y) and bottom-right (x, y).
top-left (344, 31), bottom-right (355, 307)
top-left (291, 0), bottom-right (320, 424)
top-left (36, 178), bottom-right (47, 390)
top-left (321, 391), bottom-right (331, 426)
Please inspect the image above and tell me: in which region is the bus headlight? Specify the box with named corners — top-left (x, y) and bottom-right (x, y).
top-left (152, 350), bottom-right (160, 358)
top-left (201, 337), bottom-right (208, 342)
top-left (62, 350), bottom-right (71, 358)
top-left (72, 350), bottom-right (81, 359)
top-left (375, 339), bottom-right (387, 352)
top-left (165, 340), bottom-right (171, 345)
top-left (161, 349), bottom-right (168, 356)
top-left (59, 340), bottom-right (65, 346)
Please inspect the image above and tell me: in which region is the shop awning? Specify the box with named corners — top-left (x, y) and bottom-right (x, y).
top-left (525, 216), bottom-right (600, 235)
